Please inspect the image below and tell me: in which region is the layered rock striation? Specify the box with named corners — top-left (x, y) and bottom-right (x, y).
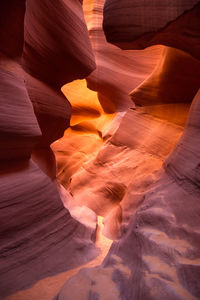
top-left (55, 1), bottom-right (200, 300)
top-left (0, 1), bottom-right (97, 298)
top-left (103, 0), bottom-right (200, 60)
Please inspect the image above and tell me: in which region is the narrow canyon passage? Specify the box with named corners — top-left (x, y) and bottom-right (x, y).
top-left (0, 1), bottom-right (200, 300)
top-left (5, 216), bottom-right (112, 300)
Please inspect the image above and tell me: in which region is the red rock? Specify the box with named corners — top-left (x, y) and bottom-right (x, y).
top-left (165, 89), bottom-right (200, 190)
top-left (31, 146), bottom-right (57, 179)
top-left (55, 92), bottom-right (200, 300)
top-left (103, 0), bottom-right (200, 60)
top-left (24, 72), bottom-right (72, 146)
top-left (0, 0), bottom-right (98, 297)
top-left (2, 0), bottom-right (200, 299)
top-left (0, 66), bottom-right (41, 160)
top-left (84, 0), bottom-right (162, 112)
top-left (130, 47), bottom-right (200, 106)
top-left (22, 0), bottom-right (96, 87)
top-left (54, 2), bottom-right (200, 300)
top-left (129, 47), bottom-right (200, 126)
top-left (0, 0), bottom-right (25, 58)
top-left (0, 160), bottom-right (97, 299)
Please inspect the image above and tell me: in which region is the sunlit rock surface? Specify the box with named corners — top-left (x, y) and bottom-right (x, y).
top-left (130, 47), bottom-right (200, 126)
top-left (55, 93), bottom-right (200, 300)
top-left (84, 0), bottom-right (162, 112)
top-left (54, 0), bottom-right (163, 189)
top-left (55, 1), bottom-right (200, 300)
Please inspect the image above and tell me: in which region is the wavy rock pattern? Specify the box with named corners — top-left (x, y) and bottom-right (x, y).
top-left (23, 0), bottom-right (95, 88)
top-left (0, 66), bottom-right (41, 160)
top-left (84, 0), bottom-right (162, 112)
top-left (165, 90), bottom-right (200, 191)
top-left (56, 92), bottom-right (200, 300)
top-left (103, 0), bottom-right (200, 60)
top-left (1, 0), bottom-right (200, 299)
top-left (24, 72), bottom-right (71, 147)
top-left (130, 47), bottom-right (200, 126)
top-left (53, 0), bottom-right (163, 191)
top-left (0, 161), bottom-right (96, 299)
top-left (0, 0), bottom-right (97, 298)
top-left (55, 1), bottom-right (200, 300)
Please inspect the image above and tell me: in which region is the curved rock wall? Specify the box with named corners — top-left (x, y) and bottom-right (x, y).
top-left (53, 0), bottom-right (163, 189)
top-left (1, 0), bottom-right (200, 299)
top-left (55, 1), bottom-right (200, 300)
top-left (103, 0), bottom-right (200, 60)
top-left (0, 1), bottom-right (97, 298)
top-left (84, 0), bottom-right (162, 112)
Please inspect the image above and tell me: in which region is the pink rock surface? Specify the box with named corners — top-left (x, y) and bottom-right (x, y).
top-left (0, 66), bottom-right (41, 160)
top-left (0, 0), bottom-right (97, 298)
top-left (68, 108), bottom-right (183, 237)
top-left (53, 0), bottom-right (163, 189)
top-left (130, 47), bottom-right (200, 107)
top-left (23, 0), bottom-right (96, 87)
top-left (1, 0), bottom-right (200, 299)
top-left (54, 2), bottom-right (200, 300)
top-left (165, 90), bottom-right (200, 190)
top-left (129, 46), bottom-right (200, 126)
top-left (84, 0), bottom-right (162, 112)
top-left (24, 72), bottom-right (71, 146)
top-left (0, 160), bottom-right (97, 299)
top-left (55, 92), bottom-right (200, 300)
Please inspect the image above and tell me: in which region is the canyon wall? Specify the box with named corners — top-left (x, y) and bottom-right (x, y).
top-left (0, 1), bottom-right (97, 298)
top-left (1, 0), bottom-right (200, 299)
top-left (55, 1), bottom-right (200, 300)
top-left (53, 0), bottom-right (163, 188)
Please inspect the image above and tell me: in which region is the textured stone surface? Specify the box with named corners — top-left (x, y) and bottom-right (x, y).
top-left (55, 1), bottom-right (200, 300)
top-left (1, 0), bottom-right (200, 299)
top-left (0, 160), bottom-right (97, 299)
top-left (55, 91), bottom-right (200, 300)
top-left (84, 0), bottom-right (162, 112)
top-left (130, 47), bottom-right (200, 106)
top-left (68, 108), bottom-right (183, 240)
top-left (0, 66), bottom-right (41, 160)
top-left (164, 90), bottom-right (200, 191)
top-left (0, 0), bottom-right (97, 298)
top-left (103, 0), bottom-right (200, 60)
top-left (25, 72), bottom-right (71, 146)
top-left (56, 96), bottom-right (199, 299)
top-left (23, 0), bottom-right (96, 87)
top-left (129, 47), bottom-right (200, 126)
top-left (0, 0), bottom-right (25, 58)
top-left (54, 0), bottom-right (163, 190)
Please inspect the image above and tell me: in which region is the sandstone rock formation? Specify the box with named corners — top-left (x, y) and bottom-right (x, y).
top-left (103, 0), bottom-right (200, 60)
top-left (1, 0), bottom-right (200, 299)
top-left (53, 0), bottom-right (163, 190)
top-left (23, 0), bottom-right (95, 87)
top-left (84, 1), bottom-right (162, 112)
top-left (55, 1), bottom-right (200, 300)
top-left (0, 1), bottom-right (97, 298)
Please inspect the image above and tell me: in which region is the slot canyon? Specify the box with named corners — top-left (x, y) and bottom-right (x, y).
top-left (0, 0), bottom-right (200, 299)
